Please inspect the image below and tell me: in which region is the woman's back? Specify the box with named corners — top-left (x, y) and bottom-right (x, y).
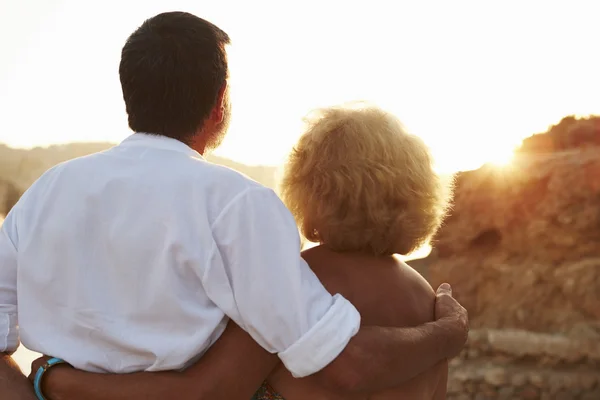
top-left (266, 246), bottom-right (447, 399)
top-left (267, 104), bottom-right (452, 399)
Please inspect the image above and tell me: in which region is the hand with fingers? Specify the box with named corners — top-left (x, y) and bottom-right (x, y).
top-left (434, 283), bottom-right (469, 359)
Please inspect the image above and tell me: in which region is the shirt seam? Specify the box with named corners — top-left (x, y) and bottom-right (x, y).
top-left (1, 214), bottom-right (18, 252)
top-left (209, 186), bottom-right (272, 231)
top-left (203, 186), bottom-right (273, 280)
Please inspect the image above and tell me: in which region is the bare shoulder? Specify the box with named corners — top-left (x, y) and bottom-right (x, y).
top-left (300, 246), bottom-right (352, 295)
top-left (301, 247), bottom-right (436, 327)
top-left (400, 259), bottom-right (436, 299)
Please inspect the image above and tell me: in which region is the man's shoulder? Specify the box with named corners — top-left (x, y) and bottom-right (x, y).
top-left (179, 158), bottom-right (283, 225)
top-left (191, 159), bottom-right (268, 193)
top-left (40, 150), bottom-right (111, 174)
top-left (24, 152), bottom-right (105, 189)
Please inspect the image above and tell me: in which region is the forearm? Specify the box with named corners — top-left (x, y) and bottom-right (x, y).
top-left (0, 353), bottom-right (37, 400)
top-left (45, 368), bottom-right (192, 400)
top-left (434, 360), bottom-right (449, 400)
top-left (177, 321), bottom-right (280, 400)
top-left (45, 322), bottom-right (279, 400)
top-left (316, 320), bottom-right (451, 393)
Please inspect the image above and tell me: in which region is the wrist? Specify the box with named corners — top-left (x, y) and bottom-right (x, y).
top-left (434, 317), bottom-right (467, 359)
top-left (40, 364), bottom-right (77, 400)
top-left (33, 358), bottom-right (73, 400)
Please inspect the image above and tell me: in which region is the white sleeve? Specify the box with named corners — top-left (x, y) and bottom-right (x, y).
top-left (202, 186), bottom-right (361, 377)
top-left (0, 208), bottom-right (20, 354)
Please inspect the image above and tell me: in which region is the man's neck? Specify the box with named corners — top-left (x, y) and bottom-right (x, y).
top-left (189, 132), bottom-right (209, 156)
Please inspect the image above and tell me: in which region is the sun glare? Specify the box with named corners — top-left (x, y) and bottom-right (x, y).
top-left (488, 150), bottom-right (515, 168)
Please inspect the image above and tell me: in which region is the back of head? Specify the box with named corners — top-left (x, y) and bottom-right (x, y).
top-left (120, 12), bottom-right (230, 143)
top-left (281, 104), bottom-right (451, 256)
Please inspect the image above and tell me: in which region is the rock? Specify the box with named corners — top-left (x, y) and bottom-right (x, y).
top-left (465, 382), bottom-right (477, 393)
top-left (581, 391), bottom-right (600, 400)
top-left (429, 117), bottom-right (600, 400)
top-left (483, 367), bottom-right (507, 386)
top-left (454, 369), bottom-right (473, 383)
top-left (446, 381), bottom-right (462, 394)
top-left (498, 387), bottom-right (515, 399)
top-left (518, 386), bottom-right (539, 399)
top-left (453, 395), bottom-right (472, 400)
top-left (555, 390), bottom-right (576, 400)
top-left (511, 373), bottom-right (528, 387)
top-left (519, 116), bottom-right (600, 154)
top-left (479, 383), bottom-right (497, 397)
top-left (528, 372), bottom-right (545, 388)
top-left (0, 178), bottom-right (21, 217)
top-left (428, 140), bottom-right (600, 335)
top-left (468, 348), bottom-right (480, 359)
top-left (579, 373), bottom-right (599, 391)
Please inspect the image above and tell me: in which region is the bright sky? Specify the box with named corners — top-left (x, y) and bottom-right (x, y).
top-left (0, 0), bottom-right (598, 172)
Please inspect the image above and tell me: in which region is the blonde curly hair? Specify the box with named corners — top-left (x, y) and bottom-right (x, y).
top-left (280, 104), bottom-right (451, 256)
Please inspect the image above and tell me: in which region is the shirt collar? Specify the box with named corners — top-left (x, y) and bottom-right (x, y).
top-left (119, 133), bottom-right (204, 159)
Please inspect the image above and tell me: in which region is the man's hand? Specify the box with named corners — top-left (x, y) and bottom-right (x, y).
top-left (434, 283), bottom-right (469, 359)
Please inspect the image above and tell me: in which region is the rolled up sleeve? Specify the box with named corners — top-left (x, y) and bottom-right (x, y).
top-left (202, 187), bottom-right (360, 377)
top-left (0, 209), bottom-right (20, 354)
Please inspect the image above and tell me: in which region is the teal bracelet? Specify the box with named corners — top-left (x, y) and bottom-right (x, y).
top-left (33, 358), bottom-right (68, 400)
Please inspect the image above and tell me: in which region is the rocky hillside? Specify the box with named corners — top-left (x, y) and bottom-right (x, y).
top-left (0, 178), bottom-right (20, 218)
top-left (517, 115), bottom-right (600, 154)
top-left (408, 115), bottom-right (600, 399)
top-left (0, 141), bottom-right (278, 217)
top-left (427, 117), bottom-right (600, 335)
top-left (447, 328), bottom-right (600, 399)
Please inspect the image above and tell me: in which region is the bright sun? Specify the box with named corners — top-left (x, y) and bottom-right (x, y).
top-left (486, 147), bottom-right (516, 168)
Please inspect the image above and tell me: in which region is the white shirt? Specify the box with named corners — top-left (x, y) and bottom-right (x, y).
top-left (0, 133), bottom-right (360, 376)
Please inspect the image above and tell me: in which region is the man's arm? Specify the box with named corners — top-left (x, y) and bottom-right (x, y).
top-left (200, 187), bottom-right (467, 393)
top-left (39, 285), bottom-right (465, 400)
top-left (434, 359), bottom-right (449, 400)
top-left (33, 187), bottom-right (469, 398)
top-left (38, 321), bottom-right (279, 400)
top-left (314, 285), bottom-right (465, 392)
top-left (0, 209), bottom-right (36, 399)
top-left (1, 354), bottom-right (37, 400)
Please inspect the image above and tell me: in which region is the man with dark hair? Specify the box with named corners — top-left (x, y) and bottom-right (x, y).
top-left (0, 12), bottom-right (468, 400)
top-left (120, 12), bottom-right (231, 147)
